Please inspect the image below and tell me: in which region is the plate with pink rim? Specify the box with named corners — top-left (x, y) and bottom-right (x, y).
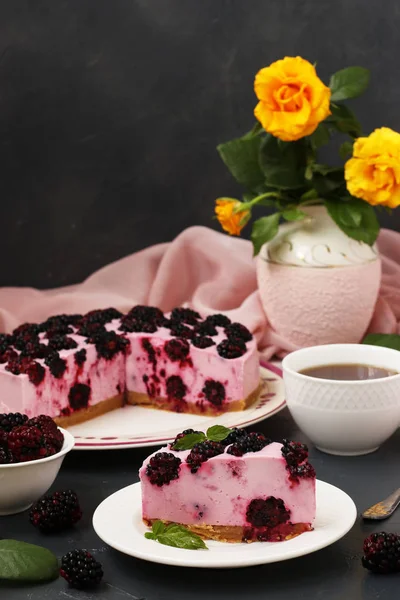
top-left (70, 361), bottom-right (285, 450)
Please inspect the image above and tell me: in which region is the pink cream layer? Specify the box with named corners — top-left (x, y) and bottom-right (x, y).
top-left (140, 442), bottom-right (316, 527)
top-left (116, 324), bottom-right (260, 407)
top-left (0, 333), bottom-right (125, 418)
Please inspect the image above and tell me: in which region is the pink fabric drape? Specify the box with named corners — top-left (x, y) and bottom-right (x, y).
top-left (1, 226), bottom-right (399, 359)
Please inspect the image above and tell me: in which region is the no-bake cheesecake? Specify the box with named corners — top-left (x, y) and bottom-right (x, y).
top-left (0, 307), bottom-right (260, 425)
top-left (140, 428), bottom-right (316, 543)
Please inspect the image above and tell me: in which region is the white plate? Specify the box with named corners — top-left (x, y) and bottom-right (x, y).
top-left (93, 480), bottom-right (357, 569)
top-left (71, 362), bottom-right (285, 450)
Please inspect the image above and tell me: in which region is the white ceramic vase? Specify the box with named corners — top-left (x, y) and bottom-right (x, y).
top-left (256, 205), bottom-right (381, 347)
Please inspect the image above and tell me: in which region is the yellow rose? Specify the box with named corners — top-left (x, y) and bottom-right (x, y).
top-left (215, 198), bottom-right (250, 236)
top-left (345, 127), bottom-right (400, 208)
top-left (254, 56), bottom-right (331, 142)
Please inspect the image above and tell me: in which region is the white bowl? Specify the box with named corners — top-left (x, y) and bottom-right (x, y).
top-left (282, 344), bottom-right (400, 456)
top-left (0, 427), bottom-right (74, 515)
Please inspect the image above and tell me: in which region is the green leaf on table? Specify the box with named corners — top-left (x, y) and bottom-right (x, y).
top-left (281, 208), bottom-right (306, 222)
top-left (327, 104), bottom-right (362, 137)
top-left (206, 425), bottom-right (232, 442)
top-left (329, 66), bottom-right (370, 101)
top-left (325, 197), bottom-right (379, 245)
top-left (259, 134), bottom-right (307, 189)
top-left (251, 213), bottom-right (280, 255)
top-left (217, 134), bottom-right (265, 189)
top-left (0, 540), bottom-right (59, 582)
top-left (144, 523), bottom-right (208, 550)
top-left (310, 123), bottom-right (330, 149)
top-left (339, 140), bottom-right (354, 160)
top-left (362, 334), bottom-right (400, 351)
top-left (171, 431), bottom-right (206, 450)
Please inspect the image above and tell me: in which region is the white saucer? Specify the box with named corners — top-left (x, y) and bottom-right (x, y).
top-left (93, 481), bottom-right (357, 569)
top-left (70, 363), bottom-right (285, 450)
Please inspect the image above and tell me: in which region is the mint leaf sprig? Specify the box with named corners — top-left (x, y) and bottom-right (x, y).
top-left (171, 425), bottom-right (233, 451)
top-left (145, 521), bottom-right (208, 550)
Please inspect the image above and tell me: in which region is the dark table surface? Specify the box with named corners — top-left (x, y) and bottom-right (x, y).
top-left (1, 407), bottom-right (399, 600)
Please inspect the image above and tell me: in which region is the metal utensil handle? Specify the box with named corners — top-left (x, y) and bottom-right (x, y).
top-left (363, 488), bottom-right (400, 520)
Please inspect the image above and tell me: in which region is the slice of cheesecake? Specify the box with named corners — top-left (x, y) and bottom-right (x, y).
top-left (140, 429), bottom-right (316, 543)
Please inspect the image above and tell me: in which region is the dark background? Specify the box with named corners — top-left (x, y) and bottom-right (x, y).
top-left (0, 0), bottom-right (399, 288)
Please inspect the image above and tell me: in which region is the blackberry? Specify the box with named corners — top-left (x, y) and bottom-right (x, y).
top-left (166, 375), bottom-right (187, 400)
top-left (40, 314), bottom-right (82, 331)
top-left (20, 341), bottom-right (50, 359)
top-left (287, 462), bottom-right (316, 483)
top-left (26, 361), bottom-right (46, 386)
top-left (69, 383), bottom-right (91, 410)
top-left (222, 427), bottom-right (248, 446)
top-left (164, 338), bottom-right (190, 362)
top-left (74, 348), bottom-right (87, 367)
top-left (0, 412), bottom-right (28, 432)
top-left (77, 322), bottom-right (106, 338)
top-left (128, 305), bottom-right (164, 324)
top-left (281, 440), bottom-right (309, 466)
top-left (0, 429), bottom-right (7, 447)
top-left (205, 314), bottom-right (231, 327)
top-left (217, 339), bottom-right (247, 359)
top-left (60, 549), bottom-right (103, 589)
top-left (45, 353), bottom-right (67, 378)
top-left (30, 490), bottom-right (82, 533)
top-left (171, 428), bottom-right (202, 449)
top-left (168, 321), bottom-right (194, 339)
top-left (82, 307), bottom-right (122, 325)
top-left (120, 315), bottom-right (157, 333)
top-left (186, 441), bottom-right (225, 473)
top-left (193, 321), bottom-right (218, 337)
top-left (146, 452), bottom-right (181, 486)
top-left (362, 532), bottom-right (400, 574)
top-left (45, 324), bottom-right (73, 337)
top-left (225, 322), bottom-right (253, 342)
top-left (93, 331), bottom-right (128, 360)
top-left (246, 497), bottom-right (290, 528)
top-left (0, 333), bottom-right (13, 353)
top-left (170, 307), bottom-right (201, 325)
top-left (7, 425), bottom-right (47, 462)
top-left (227, 432), bottom-right (271, 457)
top-left (48, 335), bottom-right (78, 351)
top-left (27, 415), bottom-right (64, 453)
top-left (0, 348), bottom-right (18, 364)
top-left (0, 447), bottom-right (13, 464)
top-left (191, 336), bottom-right (215, 349)
top-left (202, 380), bottom-right (226, 406)
top-left (13, 322), bottom-right (41, 339)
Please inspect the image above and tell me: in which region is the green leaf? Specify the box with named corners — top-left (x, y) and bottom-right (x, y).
top-left (325, 197), bottom-right (379, 245)
top-left (339, 141), bottom-right (354, 160)
top-left (145, 532), bottom-right (156, 540)
top-left (310, 124), bottom-right (330, 149)
top-left (362, 334), bottom-right (400, 351)
top-left (171, 432), bottom-right (206, 451)
top-left (281, 208), bottom-right (306, 222)
top-left (251, 213), bottom-right (280, 255)
top-left (0, 540), bottom-right (59, 582)
top-left (327, 104), bottom-right (362, 137)
top-left (206, 425), bottom-right (232, 442)
top-left (259, 134), bottom-right (307, 189)
top-left (313, 167), bottom-right (345, 195)
top-left (329, 66), bottom-right (370, 101)
top-left (217, 134), bottom-right (265, 189)
top-left (300, 188), bottom-right (319, 201)
top-left (152, 521), bottom-right (166, 536)
top-left (157, 531), bottom-right (208, 550)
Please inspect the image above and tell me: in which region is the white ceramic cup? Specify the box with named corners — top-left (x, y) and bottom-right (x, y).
top-left (0, 427), bottom-right (74, 515)
top-left (282, 344), bottom-right (400, 456)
